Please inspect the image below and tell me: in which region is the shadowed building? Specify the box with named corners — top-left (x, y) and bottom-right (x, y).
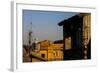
top-left (58, 13), bottom-right (91, 60)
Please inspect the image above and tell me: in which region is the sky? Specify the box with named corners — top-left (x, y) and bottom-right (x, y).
top-left (23, 10), bottom-right (78, 45)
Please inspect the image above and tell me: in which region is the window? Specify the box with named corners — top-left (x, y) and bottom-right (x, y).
top-left (65, 37), bottom-right (71, 50)
top-left (41, 54), bottom-right (45, 58)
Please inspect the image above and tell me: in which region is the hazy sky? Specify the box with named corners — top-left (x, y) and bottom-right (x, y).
top-left (23, 10), bottom-right (78, 45)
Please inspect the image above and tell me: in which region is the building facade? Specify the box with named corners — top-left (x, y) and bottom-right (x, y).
top-left (58, 13), bottom-right (91, 60)
top-left (30, 40), bottom-right (63, 62)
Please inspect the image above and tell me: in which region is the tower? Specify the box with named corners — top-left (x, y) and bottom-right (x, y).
top-left (28, 19), bottom-right (33, 62)
top-left (29, 21), bottom-right (32, 47)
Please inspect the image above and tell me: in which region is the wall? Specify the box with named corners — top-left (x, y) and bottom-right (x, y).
top-left (0, 0), bottom-right (100, 73)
